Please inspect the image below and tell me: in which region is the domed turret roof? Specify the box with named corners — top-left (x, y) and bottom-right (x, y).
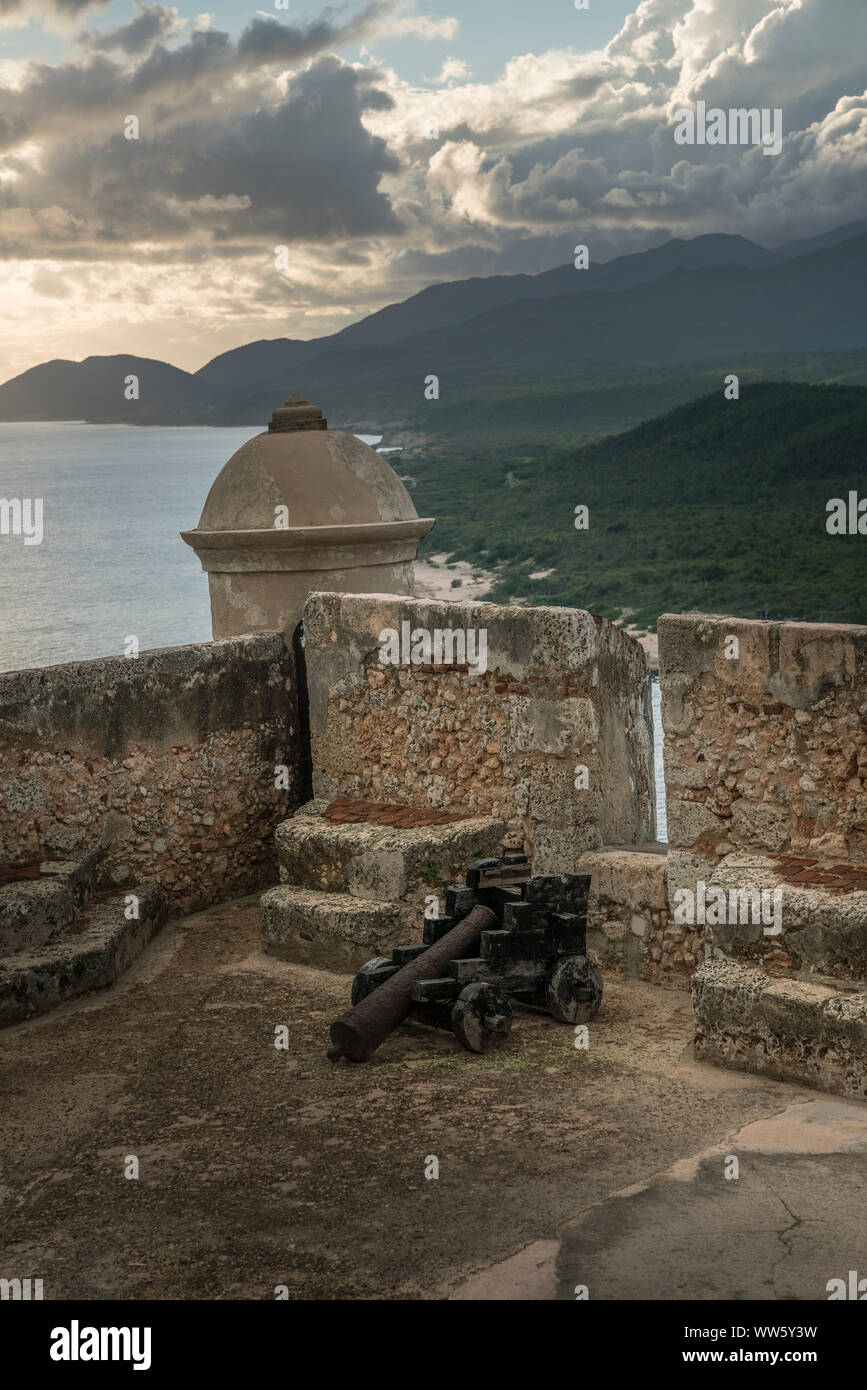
top-left (196, 393), bottom-right (419, 532)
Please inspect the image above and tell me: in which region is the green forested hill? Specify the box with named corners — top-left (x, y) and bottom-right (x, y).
top-left (409, 383), bottom-right (867, 628)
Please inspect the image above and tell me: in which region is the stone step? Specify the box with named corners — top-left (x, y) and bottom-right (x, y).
top-left (0, 851), bottom-right (99, 954)
top-left (275, 799), bottom-right (506, 910)
top-left (668, 850), bottom-right (867, 981)
top-left (0, 882), bottom-right (169, 1029)
top-left (693, 957), bottom-right (867, 1099)
top-left (260, 885), bottom-right (408, 972)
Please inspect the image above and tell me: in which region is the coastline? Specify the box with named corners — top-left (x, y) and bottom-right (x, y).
top-left (413, 556), bottom-right (659, 669)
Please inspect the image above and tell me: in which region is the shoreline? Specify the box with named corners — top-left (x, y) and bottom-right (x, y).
top-left (413, 554), bottom-right (495, 603)
top-left (413, 558), bottom-right (659, 669)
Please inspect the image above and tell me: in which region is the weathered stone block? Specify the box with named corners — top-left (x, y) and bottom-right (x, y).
top-left (0, 878), bottom-right (75, 954)
top-left (303, 592), bottom-right (655, 869)
top-left (665, 799), bottom-right (727, 849)
top-left (0, 851), bottom-right (99, 954)
top-left (658, 614), bottom-right (867, 866)
top-left (275, 801), bottom-right (505, 909)
top-left (693, 958), bottom-right (867, 1099)
top-left (729, 799), bottom-right (790, 850)
top-left (0, 882), bottom-right (168, 1028)
top-left (260, 885), bottom-right (405, 971)
top-left (676, 852), bottom-right (867, 981)
top-left (578, 847), bottom-right (668, 915)
top-left (577, 846), bottom-right (675, 982)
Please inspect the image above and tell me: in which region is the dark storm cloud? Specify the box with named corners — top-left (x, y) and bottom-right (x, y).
top-left (2, 0), bottom-right (866, 284)
top-left (237, 4), bottom-right (390, 60)
top-left (0, 5), bottom-right (394, 151)
top-left (78, 4), bottom-right (181, 55)
top-left (0, 57), bottom-right (400, 258)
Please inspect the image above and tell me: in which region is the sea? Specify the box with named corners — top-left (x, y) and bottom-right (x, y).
top-left (0, 422), bottom-right (666, 836)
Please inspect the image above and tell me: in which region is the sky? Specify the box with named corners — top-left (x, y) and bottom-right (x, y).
top-left (0, 0), bottom-right (866, 382)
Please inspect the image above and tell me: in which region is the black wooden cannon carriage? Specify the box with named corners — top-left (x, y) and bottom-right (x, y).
top-left (327, 853), bottom-right (602, 1061)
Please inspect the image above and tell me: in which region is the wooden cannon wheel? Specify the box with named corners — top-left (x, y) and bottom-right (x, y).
top-left (451, 982), bottom-right (513, 1053)
top-left (350, 957), bottom-right (393, 1005)
top-left (545, 955), bottom-right (603, 1024)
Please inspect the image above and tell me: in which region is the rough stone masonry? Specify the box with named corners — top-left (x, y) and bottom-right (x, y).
top-left (658, 613), bottom-right (867, 898)
top-left (0, 634), bottom-right (302, 911)
top-left (303, 591), bottom-right (655, 868)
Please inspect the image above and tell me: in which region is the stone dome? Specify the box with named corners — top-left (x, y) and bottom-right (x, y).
top-left (196, 393), bottom-right (419, 532)
top-left (180, 391), bottom-right (434, 641)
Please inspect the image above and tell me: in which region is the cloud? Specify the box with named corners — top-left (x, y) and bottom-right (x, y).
top-left (426, 56), bottom-right (470, 86)
top-left (0, 9), bottom-right (388, 153)
top-left (4, 0), bottom-right (867, 266)
top-left (365, 0), bottom-right (867, 251)
top-left (1, 0), bottom-right (867, 380)
top-left (0, 0), bottom-right (110, 27)
top-left (78, 4), bottom-right (183, 55)
top-left (0, 56), bottom-right (400, 257)
top-left (376, 1), bottom-right (458, 41)
top-left (29, 265), bottom-right (71, 296)
top-left (236, 3), bottom-right (388, 60)
top-left (236, 1), bottom-right (458, 61)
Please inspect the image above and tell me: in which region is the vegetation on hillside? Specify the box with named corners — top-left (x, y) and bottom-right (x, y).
top-left (382, 349), bottom-right (867, 444)
top-left (408, 383), bottom-right (867, 629)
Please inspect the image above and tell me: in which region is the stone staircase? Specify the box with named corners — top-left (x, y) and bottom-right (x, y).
top-left (691, 852), bottom-right (867, 1097)
top-left (260, 797), bottom-right (508, 970)
top-left (0, 850), bottom-right (168, 1027)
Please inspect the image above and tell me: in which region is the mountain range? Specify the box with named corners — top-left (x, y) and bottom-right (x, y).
top-left (2, 220), bottom-right (866, 434)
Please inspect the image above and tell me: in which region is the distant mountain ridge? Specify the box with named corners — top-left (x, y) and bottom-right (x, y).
top-left (1, 221), bottom-right (866, 428)
top-left (193, 231), bottom-right (775, 385)
top-left (156, 234), bottom-right (772, 395)
top-left (0, 355), bottom-right (224, 424)
top-left (205, 230), bottom-right (867, 429)
top-left (194, 221), bottom-right (867, 384)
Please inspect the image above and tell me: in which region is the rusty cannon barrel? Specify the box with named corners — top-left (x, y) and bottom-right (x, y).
top-left (327, 903), bottom-right (497, 1062)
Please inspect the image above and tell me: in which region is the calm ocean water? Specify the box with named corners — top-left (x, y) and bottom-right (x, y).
top-left (0, 423), bottom-right (252, 672)
top-left (0, 422), bottom-right (666, 835)
top-left (0, 422), bottom-right (378, 672)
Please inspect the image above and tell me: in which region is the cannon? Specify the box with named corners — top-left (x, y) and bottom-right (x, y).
top-left (327, 853), bottom-right (602, 1061)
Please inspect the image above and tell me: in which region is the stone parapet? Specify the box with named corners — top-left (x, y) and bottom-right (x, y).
top-left (303, 591), bottom-right (655, 870)
top-left (658, 613), bottom-right (867, 873)
top-left (693, 957), bottom-right (867, 1099)
top-left (0, 634), bottom-right (301, 911)
top-left (576, 845), bottom-right (698, 987)
top-left (276, 799), bottom-right (505, 907)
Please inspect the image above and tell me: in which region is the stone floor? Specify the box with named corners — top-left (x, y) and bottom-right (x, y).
top-left (1, 895), bottom-right (865, 1301)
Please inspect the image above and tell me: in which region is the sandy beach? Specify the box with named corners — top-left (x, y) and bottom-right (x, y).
top-left (413, 556), bottom-right (658, 666)
top-left (413, 553), bottom-right (496, 602)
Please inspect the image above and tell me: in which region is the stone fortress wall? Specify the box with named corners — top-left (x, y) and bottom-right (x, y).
top-left (303, 590), bottom-right (655, 870)
top-left (1, 603), bottom-right (864, 984)
top-left (659, 613), bottom-right (867, 882)
top-left (0, 633), bottom-right (303, 912)
top-left (582, 614), bottom-right (867, 994)
top-left (4, 395), bottom-right (863, 1091)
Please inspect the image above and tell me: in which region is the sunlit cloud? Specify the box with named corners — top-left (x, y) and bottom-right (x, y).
top-left (0, 0), bottom-right (864, 382)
